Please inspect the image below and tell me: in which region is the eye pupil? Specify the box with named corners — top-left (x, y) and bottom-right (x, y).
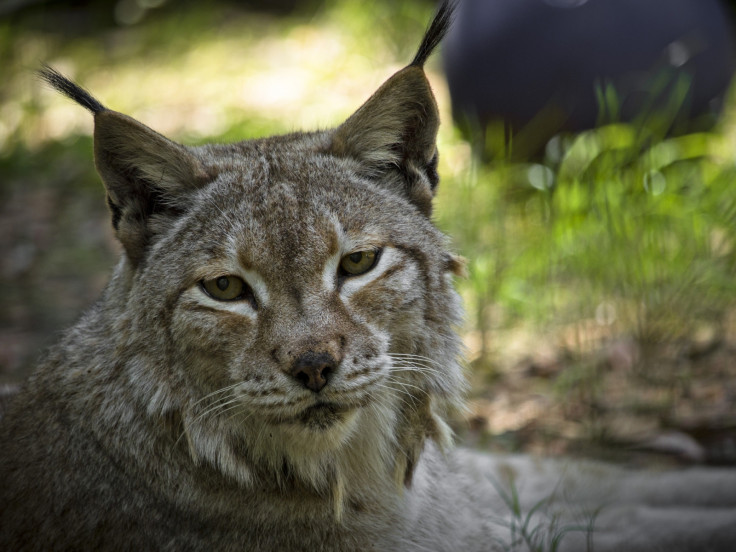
top-left (201, 275), bottom-right (254, 307)
top-left (349, 252), bottom-right (363, 263)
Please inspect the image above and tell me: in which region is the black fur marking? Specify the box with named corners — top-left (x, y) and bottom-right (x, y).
top-left (410, 0), bottom-right (457, 68)
top-left (38, 65), bottom-right (106, 114)
top-left (426, 151), bottom-right (439, 192)
top-left (106, 195), bottom-right (123, 231)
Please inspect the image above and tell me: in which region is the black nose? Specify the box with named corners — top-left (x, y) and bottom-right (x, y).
top-left (290, 352), bottom-right (336, 393)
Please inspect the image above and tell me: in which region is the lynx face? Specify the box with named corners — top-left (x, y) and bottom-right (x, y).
top-left (39, 2), bottom-right (462, 500)
top-left (130, 141), bottom-right (460, 487)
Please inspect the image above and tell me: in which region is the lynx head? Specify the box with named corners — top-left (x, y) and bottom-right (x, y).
top-left (41, 1), bottom-right (463, 513)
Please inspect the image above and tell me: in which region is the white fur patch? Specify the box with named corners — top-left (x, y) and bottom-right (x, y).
top-left (241, 268), bottom-right (270, 306)
top-left (192, 288), bottom-right (257, 318)
top-left (322, 248), bottom-right (341, 291)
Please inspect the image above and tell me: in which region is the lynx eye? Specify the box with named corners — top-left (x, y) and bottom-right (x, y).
top-left (339, 249), bottom-right (380, 277)
top-left (200, 275), bottom-right (254, 304)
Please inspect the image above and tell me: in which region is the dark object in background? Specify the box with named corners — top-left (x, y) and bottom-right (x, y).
top-left (443, 0), bottom-right (736, 159)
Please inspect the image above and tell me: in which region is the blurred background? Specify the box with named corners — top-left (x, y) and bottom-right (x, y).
top-left (2, 0), bottom-right (736, 466)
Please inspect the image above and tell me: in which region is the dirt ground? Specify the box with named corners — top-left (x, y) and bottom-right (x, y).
top-left (461, 322), bottom-right (736, 467)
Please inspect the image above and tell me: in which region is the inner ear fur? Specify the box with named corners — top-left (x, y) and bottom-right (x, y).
top-left (330, 66), bottom-right (440, 216)
top-left (93, 110), bottom-right (210, 266)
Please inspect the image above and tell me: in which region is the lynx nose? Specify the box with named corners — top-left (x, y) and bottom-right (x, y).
top-left (290, 352), bottom-right (336, 393)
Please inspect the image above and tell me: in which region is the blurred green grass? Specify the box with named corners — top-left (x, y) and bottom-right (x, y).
top-left (2, 0), bottom-right (736, 456)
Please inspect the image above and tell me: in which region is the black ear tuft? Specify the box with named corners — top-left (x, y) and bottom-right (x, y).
top-left (38, 65), bottom-right (106, 114)
top-left (410, 0), bottom-right (457, 68)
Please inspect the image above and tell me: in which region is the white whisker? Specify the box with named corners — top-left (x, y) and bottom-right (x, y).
top-left (383, 377), bottom-right (429, 397)
top-left (370, 382), bottom-right (421, 411)
top-left (389, 353), bottom-right (446, 371)
top-left (190, 382), bottom-right (243, 409)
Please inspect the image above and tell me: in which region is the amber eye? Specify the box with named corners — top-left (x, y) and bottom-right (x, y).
top-left (339, 249), bottom-right (380, 277)
top-left (201, 275), bottom-right (253, 303)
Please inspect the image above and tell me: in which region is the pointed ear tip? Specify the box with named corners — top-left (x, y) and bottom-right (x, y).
top-left (93, 109), bottom-right (135, 124)
top-left (379, 66), bottom-right (437, 103)
top-left (92, 109), bottom-right (131, 133)
top-left (92, 109), bottom-right (169, 144)
top-left (396, 64), bottom-right (431, 82)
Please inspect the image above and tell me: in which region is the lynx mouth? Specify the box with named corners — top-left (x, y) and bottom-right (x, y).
top-left (298, 402), bottom-right (352, 430)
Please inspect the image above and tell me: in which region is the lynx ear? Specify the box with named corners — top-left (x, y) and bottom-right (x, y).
top-left (330, 1), bottom-right (455, 216)
top-left (38, 66), bottom-right (210, 266)
top-left (331, 67), bottom-right (440, 216)
top-left (93, 111), bottom-right (209, 265)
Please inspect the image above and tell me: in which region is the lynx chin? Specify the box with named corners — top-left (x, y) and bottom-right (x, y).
top-left (3, 1), bottom-right (736, 551)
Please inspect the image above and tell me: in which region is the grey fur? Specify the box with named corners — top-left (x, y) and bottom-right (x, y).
top-left (2, 3), bottom-right (466, 550)
top-left (3, 2), bottom-right (736, 550)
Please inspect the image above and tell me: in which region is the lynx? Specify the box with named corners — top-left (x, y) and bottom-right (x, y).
top-left (2, 2), bottom-right (736, 551)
